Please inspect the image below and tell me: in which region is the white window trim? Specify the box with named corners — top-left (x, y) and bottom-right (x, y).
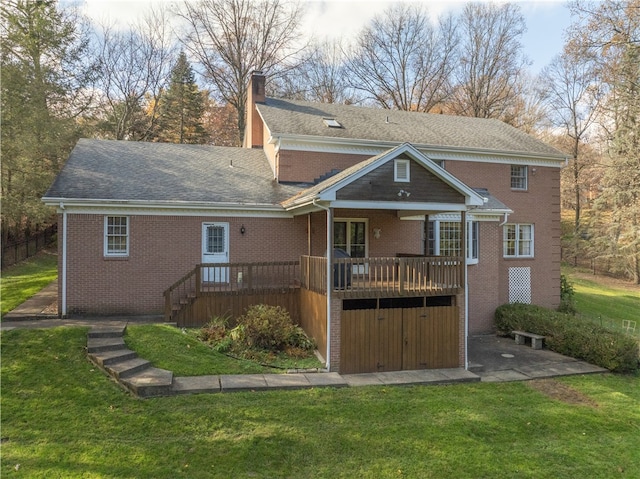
top-left (333, 218), bottom-right (369, 258)
top-left (394, 159), bottom-right (410, 182)
top-left (503, 223), bottom-right (534, 258)
top-left (467, 221), bottom-right (479, 265)
top-left (104, 215), bottom-right (129, 257)
top-left (511, 165), bottom-right (528, 190)
top-left (427, 219), bottom-right (479, 263)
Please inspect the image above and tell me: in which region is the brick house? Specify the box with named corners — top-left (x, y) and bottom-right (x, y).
top-left (43, 72), bottom-right (566, 373)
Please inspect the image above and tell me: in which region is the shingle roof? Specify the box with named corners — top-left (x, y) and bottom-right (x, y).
top-left (257, 98), bottom-right (565, 159)
top-left (472, 188), bottom-right (512, 212)
top-left (44, 139), bottom-right (303, 205)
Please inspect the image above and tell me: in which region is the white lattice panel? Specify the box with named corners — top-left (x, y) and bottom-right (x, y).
top-left (509, 267), bottom-right (531, 304)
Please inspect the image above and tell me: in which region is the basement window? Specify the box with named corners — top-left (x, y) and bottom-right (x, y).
top-left (323, 118), bottom-right (342, 128)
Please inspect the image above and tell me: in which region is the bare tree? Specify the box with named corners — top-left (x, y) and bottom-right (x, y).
top-left (273, 39), bottom-right (354, 103)
top-left (538, 48), bottom-right (605, 233)
top-left (344, 3), bottom-right (457, 111)
top-left (94, 7), bottom-right (175, 140)
top-left (449, 2), bottom-right (529, 121)
top-left (567, 0), bottom-right (640, 283)
top-left (177, 0), bottom-right (305, 144)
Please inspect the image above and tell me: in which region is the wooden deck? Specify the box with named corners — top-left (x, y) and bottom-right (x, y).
top-left (165, 256), bottom-right (463, 324)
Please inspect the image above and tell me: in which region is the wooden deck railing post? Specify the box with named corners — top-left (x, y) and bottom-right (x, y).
top-left (247, 264), bottom-right (253, 290)
top-left (195, 264), bottom-right (201, 296)
top-left (398, 258), bottom-right (405, 294)
top-left (164, 290), bottom-right (171, 321)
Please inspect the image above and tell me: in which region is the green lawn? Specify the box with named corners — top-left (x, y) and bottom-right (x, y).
top-left (0, 252), bottom-right (57, 318)
top-left (2, 327), bottom-right (639, 478)
top-left (564, 268), bottom-right (640, 339)
top-left (125, 324), bottom-right (323, 376)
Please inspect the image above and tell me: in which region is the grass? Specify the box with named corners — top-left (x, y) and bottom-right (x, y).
top-left (125, 324), bottom-right (323, 376)
top-left (0, 251), bottom-right (57, 318)
top-left (2, 326), bottom-right (639, 478)
top-left (564, 267), bottom-right (640, 340)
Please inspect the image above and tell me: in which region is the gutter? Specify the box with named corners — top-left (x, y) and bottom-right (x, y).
top-left (313, 198), bottom-right (332, 372)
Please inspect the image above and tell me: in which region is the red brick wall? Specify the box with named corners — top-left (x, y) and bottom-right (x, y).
top-left (467, 223), bottom-right (500, 333)
top-left (277, 150), bottom-right (370, 183)
top-left (446, 161), bottom-right (562, 333)
top-left (308, 210), bottom-right (423, 257)
top-left (63, 214), bottom-right (308, 316)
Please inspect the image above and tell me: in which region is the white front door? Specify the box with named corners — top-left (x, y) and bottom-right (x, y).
top-left (202, 222), bottom-right (229, 282)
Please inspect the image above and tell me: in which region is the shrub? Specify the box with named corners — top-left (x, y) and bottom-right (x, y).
top-left (558, 274), bottom-right (577, 314)
top-left (197, 315), bottom-right (230, 343)
top-left (236, 305), bottom-right (316, 353)
top-left (494, 303), bottom-right (639, 373)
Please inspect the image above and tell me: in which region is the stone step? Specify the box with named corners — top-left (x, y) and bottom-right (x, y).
top-left (106, 357), bottom-right (152, 380)
top-left (89, 348), bottom-right (138, 367)
top-left (87, 337), bottom-right (126, 354)
top-left (121, 367), bottom-right (174, 398)
top-left (88, 326), bottom-right (126, 339)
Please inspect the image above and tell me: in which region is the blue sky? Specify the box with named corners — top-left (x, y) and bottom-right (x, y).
top-left (80, 0), bottom-right (573, 74)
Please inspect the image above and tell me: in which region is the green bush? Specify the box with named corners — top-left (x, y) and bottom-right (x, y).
top-left (237, 305), bottom-right (315, 352)
top-left (558, 274), bottom-right (577, 314)
top-left (495, 303), bottom-right (639, 373)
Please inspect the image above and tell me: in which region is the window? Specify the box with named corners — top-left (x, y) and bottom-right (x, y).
top-left (503, 224), bottom-right (534, 258)
top-left (394, 159), bottom-right (410, 182)
top-left (334, 219), bottom-right (367, 258)
top-left (439, 222), bottom-right (461, 256)
top-left (427, 220), bottom-right (479, 262)
top-left (469, 221), bottom-right (479, 261)
top-left (511, 165), bottom-right (528, 190)
top-left (105, 216), bottom-right (129, 256)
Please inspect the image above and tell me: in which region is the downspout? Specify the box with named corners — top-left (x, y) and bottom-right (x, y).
top-left (60, 202), bottom-right (67, 317)
top-left (499, 212), bottom-right (510, 227)
top-left (461, 210), bottom-right (468, 370)
top-left (313, 198), bottom-right (332, 371)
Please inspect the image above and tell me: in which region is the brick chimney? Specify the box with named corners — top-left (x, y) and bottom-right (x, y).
top-left (244, 71), bottom-right (265, 148)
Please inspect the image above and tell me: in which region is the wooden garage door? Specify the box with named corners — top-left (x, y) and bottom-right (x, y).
top-left (340, 306), bottom-right (459, 374)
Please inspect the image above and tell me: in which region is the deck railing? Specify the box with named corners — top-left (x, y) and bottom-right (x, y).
top-left (164, 261), bottom-right (300, 321)
top-left (300, 255), bottom-right (463, 298)
top-left (165, 257), bottom-right (463, 321)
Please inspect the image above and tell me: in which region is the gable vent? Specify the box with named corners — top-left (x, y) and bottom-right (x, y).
top-left (394, 159), bottom-right (410, 182)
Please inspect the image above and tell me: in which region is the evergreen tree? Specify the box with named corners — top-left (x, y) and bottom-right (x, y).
top-left (569, 0), bottom-right (640, 283)
top-left (155, 52), bottom-right (208, 144)
top-left (1, 0), bottom-right (95, 242)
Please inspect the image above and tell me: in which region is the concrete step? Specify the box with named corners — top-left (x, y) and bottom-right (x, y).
top-left (468, 362), bottom-right (484, 372)
top-left (87, 337), bottom-right (126, 354)
top-left (89, 348), bottom-right (138, 367)
top-left (121, 367), bottom-right (174, 398)
top-left (88, 326), bottom-right (126, 339)
top-left (106, 357), bottom-right (152, 380)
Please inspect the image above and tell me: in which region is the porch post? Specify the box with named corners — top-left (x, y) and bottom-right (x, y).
top-left (307, 213), bottom-right (312, 256)
top-left (325, 207), bottom-right (333, 371)
top-left (461, 210), bottom-right (468, 369)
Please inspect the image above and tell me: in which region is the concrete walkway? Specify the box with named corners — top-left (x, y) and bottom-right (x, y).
top-left (2, 283), bottom-right (608, 397)
top-left (3, 281), bottom-right (58, 321)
